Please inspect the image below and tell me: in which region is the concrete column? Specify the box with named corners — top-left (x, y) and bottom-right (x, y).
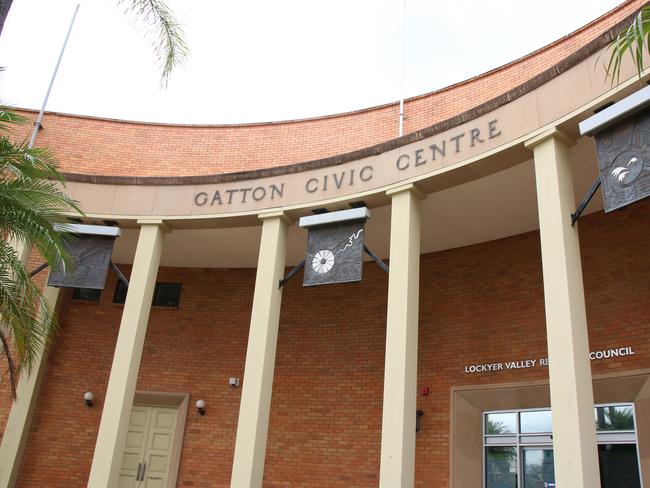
top-left (379, 184), bottom-right (422, 488)
top-left (87, 220), bottom-right (166, 488)
top-left (525, 129), bottom-right (600, 487)
top-left (0, 283), bottom-right (60, 488)
top-left (230, 211), bottom-right (289, 488)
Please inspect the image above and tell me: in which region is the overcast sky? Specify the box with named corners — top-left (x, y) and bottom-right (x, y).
top-left (0, 0), bottom-right (623, 124)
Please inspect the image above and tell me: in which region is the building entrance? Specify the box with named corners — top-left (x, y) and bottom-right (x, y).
top-left (484, 404), bottom-right (642, 488)
top-left (119, 405), bottom-right (179, 488)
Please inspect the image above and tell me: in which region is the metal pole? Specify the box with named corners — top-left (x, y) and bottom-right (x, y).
top-left (29, 3), bottom-right (80, 149)
top-left (398, 0), bottom-right (407, 137)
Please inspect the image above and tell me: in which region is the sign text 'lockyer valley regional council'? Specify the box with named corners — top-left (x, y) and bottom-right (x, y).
top-left (463, 346), bottom-right (636, 374)
top-left (193, 120), bottom-right (502, 207)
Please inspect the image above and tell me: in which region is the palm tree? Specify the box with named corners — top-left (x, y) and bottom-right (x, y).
top-left (0, 0), bottom-right (188, 85)
top-left (607, 5), bottom-right (650, 83)
top-left (0, 105), bottom-right (81, 397)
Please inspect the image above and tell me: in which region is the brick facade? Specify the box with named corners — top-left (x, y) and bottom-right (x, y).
top-left (2, 198), bottom-right (646, 488)
top-left (2, 2), bottom-right (649, 486)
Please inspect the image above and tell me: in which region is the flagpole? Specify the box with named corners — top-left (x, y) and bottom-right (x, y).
top-left (398, 0), bottom-right (407, 137)
top-left (29, 3), bottom-right (80, 148)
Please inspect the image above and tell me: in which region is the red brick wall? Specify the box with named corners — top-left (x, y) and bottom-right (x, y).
top-left (9, 0), bottom-right (645, 178)
top-left (2, 198), bottom-right (649, 487)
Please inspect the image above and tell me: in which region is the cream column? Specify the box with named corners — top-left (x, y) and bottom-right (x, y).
top-left (525, 129), bottom-right (600, 487)
top-left (87, 220), bottom-right (166, 488)
top-left (0, 278), bottom-right (60, 488)
top-left (230, 211), bottom-right (289, 488)
top-left (379, 184), bottom-right (422, 488)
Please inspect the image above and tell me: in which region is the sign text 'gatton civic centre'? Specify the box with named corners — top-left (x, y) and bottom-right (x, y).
top-left (193, 119), bottom-right (502, 207)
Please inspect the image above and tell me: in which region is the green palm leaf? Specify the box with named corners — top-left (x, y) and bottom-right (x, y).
top-left (118, 0), bottom-right (189, 86)
top-left (607, 5), bottom-right (650, 84)
top-left (0, 240), bottom-right (55, 398)
top-left (0, 105), bottom-right (83, 398)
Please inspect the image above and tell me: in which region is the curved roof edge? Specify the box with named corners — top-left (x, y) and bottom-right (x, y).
top-left (61, 4), bottom-right (639, 186)
top-left (20, 1), bottom-right (638, 131)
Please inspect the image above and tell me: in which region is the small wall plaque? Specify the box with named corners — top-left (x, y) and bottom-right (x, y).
top-left (595, 109), bottom-right (650, 212)
top-left (300, 207), bottom-right (370, 287)
top-left (48, 224), bottom-right (120, 289)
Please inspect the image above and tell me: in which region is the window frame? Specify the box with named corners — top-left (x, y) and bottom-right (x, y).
top-left (111, 281), bottom-right (183, 308)
top-left (72, 287), bottom-right (101, 302)
top-left (113, 279), bottom-right (128, 304)
top-left (152, 282), bottom-right (182, 308)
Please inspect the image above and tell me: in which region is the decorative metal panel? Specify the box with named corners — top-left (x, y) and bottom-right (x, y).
top-left (595, 110), bottom-right (650, 212)
top-left (303, 219), bottom-right (366, 287)
top-left (47, 235), bottom-right (116, 289)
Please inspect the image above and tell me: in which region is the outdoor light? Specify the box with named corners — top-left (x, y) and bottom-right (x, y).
top-left (196, 399), bottom-right (206, 416)
top-left (416, 410), bottom-right (424, 433)
top-left (84, 391), bottom-right (94, 407)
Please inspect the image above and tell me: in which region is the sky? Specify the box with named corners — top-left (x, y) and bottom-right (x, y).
top-left (0, 0), bottom-right (624, 124)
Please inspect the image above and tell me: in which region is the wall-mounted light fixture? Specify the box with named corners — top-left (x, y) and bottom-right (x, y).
top-left (84, 391), bottom-right (94, 407)
top-left (196, 399), bottom-right (206, 416)
top-left (416, 410), bottom-right (424, 433)
top-left (229, 377), bottom-right (240, 388)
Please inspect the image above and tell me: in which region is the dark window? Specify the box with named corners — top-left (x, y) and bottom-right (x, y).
top-left (113, 280), bottom-right (128, 304)
top-left (598, 444), bottom-right (641, 488)
top-left (72, 288), bottom-right (101, 302)
top-left (153, 283), bottom-right (182, 307)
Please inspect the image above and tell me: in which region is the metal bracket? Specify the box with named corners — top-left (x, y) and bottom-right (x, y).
top-left (364, 245), bottom-right (389, 273)
top-left (279, 259), bottom-right (305, 288)
top-left (29, 262), bottom-right (49, 277)
top-left (110, 260), bottom-right (129, 287)
top-left (571, 177), bottom-right (602, 227)
top-left (29, 261), bottom-right (128, 287)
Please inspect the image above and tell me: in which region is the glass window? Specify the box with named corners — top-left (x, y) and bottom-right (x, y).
top-left (484, 405), bottom-right (640, 488)
top-left (486, 412), bottom-right (517, 435)
top-left (486, 446), bottom-right (518, 488)
top-left (598, 444), bottom-right (641, 488)
top-left (522, 448), bottom-right (554, 488)
top-left (520, 410), bottom-right (552, 434)
top-left (113, 280), bottom-right (128, 304)
top-left (152, 282), bottom-right (182, 307)
top-left (72, 288), bottom-right (101, 302)
top-left (595, 405), bottom-right (635, 431)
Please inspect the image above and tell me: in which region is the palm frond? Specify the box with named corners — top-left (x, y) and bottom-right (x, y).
top-left (0, 105), bottom-right (27, 134)
top-left (0, 329), bottom-right (18, 398)
top-left (0, 240), bottom-right (56, 397)
top-left (607, 5), bottom-right (650, 84)
top-left (0, 138), bottom-right (65, 182)
top-left (0, 171), bottom-right (81, 269)
top-left (0, 94), bottom-right (82, 399)
top-left (118, 0), bottom-right (189, 86)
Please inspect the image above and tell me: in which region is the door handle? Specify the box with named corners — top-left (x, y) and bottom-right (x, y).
top-left (136, 462), bottom-right (146, 481)
top-left (140, 462), bottom-right (146, 481)
top-left (136, 463), bottom-right (142, 481)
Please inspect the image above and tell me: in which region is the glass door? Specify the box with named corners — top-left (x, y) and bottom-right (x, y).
top-left (521, 448), bottom-right (555, 488)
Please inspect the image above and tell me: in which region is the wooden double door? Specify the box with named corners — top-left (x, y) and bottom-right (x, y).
top-left (119, 405), bottom-right (179, 488)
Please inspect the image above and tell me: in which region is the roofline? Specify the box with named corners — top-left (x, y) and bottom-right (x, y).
top-left (19, 2), bottom-right (640, 130)
top-left (62, 5), bottom-right (640, 186)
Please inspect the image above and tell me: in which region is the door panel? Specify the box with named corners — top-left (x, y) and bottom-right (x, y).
top-left (142, 406), bottom-right (178, 488)
top-left (119, 406), bottom-right (153, 488)
top-left (522, 448), bottom-right (555, 488)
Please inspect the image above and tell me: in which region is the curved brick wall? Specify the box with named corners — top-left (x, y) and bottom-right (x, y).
top-left (12, 0), bottom-right (645, 178)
